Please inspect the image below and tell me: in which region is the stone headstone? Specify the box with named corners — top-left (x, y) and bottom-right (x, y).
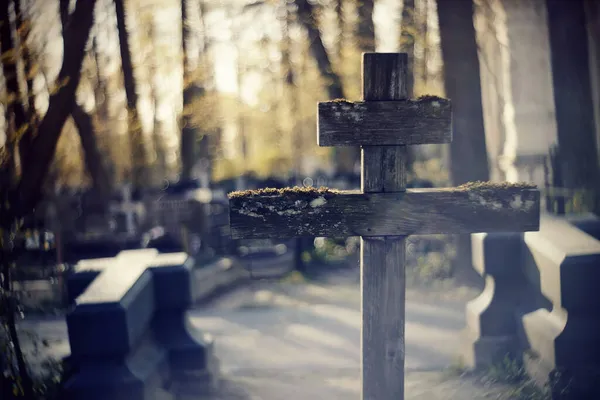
top-left (63, 249), bottom-right (220, 399)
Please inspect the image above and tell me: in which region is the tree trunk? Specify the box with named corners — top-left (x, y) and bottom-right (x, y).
top-left (147, 22), bottom-right (168, 182)
top-left (295, 0), bottom-right (356, 175)
top-left (1, 0), bottom-right (28, 168)
top-left (60, 0), bottom-right (111, 202)
top-left (13, 0), bottom-right (36, 118)
top-left (415, 0), bottom-right (429, 93)
top-left (400, 0), bottom-right (416, 97)
top-left (114, 0), bottom-right (147, 189)
top-left (357, 0), bottom-right (375, 53)
top-left (2, 0), bottom-right (98, 394)
top-left (72, 105), bottom-right (112, 199)
top-left (196, 0), bottom-right (211, 184)
top-left (399, 0), bottom-right (418, 173)
top-left (91, 35), bottom-right (116, 186)
top-left (14, 0), bottom-right (98, 217)
top-left (180, 0), bottom-right (208, 182)
top-left (181, 0), bottom-right (196, 181)
top-left (437, 0), bottom-right (489, 185)
top-left (546, 0), bottom-right (600, 213)
top-left (295, 0), bottom-right (344, 100)
top-left (282, 2), bottom-right (298, 172)
top-left (437, 0), bottom-right (489, 284)
top-left (342, 0), bottom-right (374, 175)
top-left (335, 0), bottom-right (344, 61)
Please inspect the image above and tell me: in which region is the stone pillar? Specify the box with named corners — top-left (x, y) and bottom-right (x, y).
top-left (462, 232), bottom-right (524, 368)
top-left (474, 0), bottom-right (558, 187)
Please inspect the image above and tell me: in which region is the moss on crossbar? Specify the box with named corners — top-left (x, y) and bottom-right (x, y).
top-left (416, 95), bottom-right (446, 102)
top-left (228, 186), bottom-right (340, 199)
top-left (328, 95), bottom-right (447, 104)
top-left (229, 182), bottom-right (536, 200)
top-left (456, 181), bottom-right (537, 191)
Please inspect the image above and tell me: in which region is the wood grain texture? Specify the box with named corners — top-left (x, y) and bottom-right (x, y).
top-left (361, 53), bottom-right (409, 193)
top-left (362, 53), bottom-right (410, 400)
top-left (361, 237), bottom-right (406, 400)
top-left (228, 188), bottom-right (541, 239)
top-left (317, 99), bottom-right (452, 146)
top-left (363, 53), bottom-right (408, 101)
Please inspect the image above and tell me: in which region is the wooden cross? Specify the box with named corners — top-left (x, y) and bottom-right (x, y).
top-left (228, 53), bottom-right (540, 400)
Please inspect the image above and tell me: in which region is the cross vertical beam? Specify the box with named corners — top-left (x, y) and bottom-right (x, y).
top-left (361, 53), bottom-right (407, 400)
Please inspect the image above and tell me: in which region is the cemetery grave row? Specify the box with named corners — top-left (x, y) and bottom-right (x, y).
top-left (25, 165), bottom-right (382, 273)
top-left (46, 53), bottom-right (600, 400)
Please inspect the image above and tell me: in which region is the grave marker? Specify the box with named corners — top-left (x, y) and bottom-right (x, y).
top-left (228, 53), bottom-right (540, 400)
top-left (110, 184), bottom-right (139, 236)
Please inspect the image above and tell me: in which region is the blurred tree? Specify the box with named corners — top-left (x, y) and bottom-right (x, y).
top-left (147, 21), bottom-right (169, 182)
top-left (400, 0), bottom-right (416, 97)
top-left (2, 0), bottom-right (28, 171)
top-left (13, 0), bottom-right (37, 131)
top-left (180, 0), bottom-right (206, 182)
top-left (341, 0), bottom-right (374, 174)
top-left (60, 0), bottom-right (112, 202)
top-left (399, 0), bottom-right (417, 173)
top-left (437, 0), bottom-right (489, 282)
top-left (90, 35), bottom-right (117, 189)
top-left (114, 0), bottom-right (148, 189)
top-left (294, 0), bottom-right (344, 100)
top-left (414, 0), bottom-right (429, 95)
top-left (335, 0), bottom-right (345, 61)
top-left (356, 0), bottom-right (375, 53)
top-left (282, 1), bottom-right (300, 176)
top-left (295, 0), bottom-right (356, 175)
top-left (546, 0), bottom-right (600, 213)
top-left (437, 0), bottom-right (489, 185)
top-left (1, 0), bottom-right (98, 396)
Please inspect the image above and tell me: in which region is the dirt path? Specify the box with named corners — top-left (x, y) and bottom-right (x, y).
top-left (19, 270), bottom-right (521, 399)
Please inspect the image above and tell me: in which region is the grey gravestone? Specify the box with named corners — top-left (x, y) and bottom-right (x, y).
top-left (63, 249), bottom-right (219, 400)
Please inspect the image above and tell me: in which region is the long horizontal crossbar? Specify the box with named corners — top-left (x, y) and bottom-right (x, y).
top-left (229, 187), bottom-right (540, 239)
top-left (317, 97), bottom-right (452, 146)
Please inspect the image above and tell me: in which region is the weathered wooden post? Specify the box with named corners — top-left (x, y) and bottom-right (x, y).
top-left (228, 53), bottom-right (541, 400)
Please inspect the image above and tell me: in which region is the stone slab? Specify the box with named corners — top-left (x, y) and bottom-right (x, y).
top-left (67, 256), bottom-right (116, 304)
top-left (67, 249), bottom-right (160, 359)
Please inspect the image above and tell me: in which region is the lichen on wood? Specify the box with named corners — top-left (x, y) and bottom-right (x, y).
top-left (416, 94), bottom-right (446, 102)
top-left (456, 181), bottom-right (537, 191)
top-left (452, 181), bottom-right (538, 213)
top-left (229, 187), bottom-right (338, 222)
top-left (229, 189), bottom-right (540, 239)
top-left (228, 186), bottom-right (340, 199)
top-left (324, 96), bottom-right (449, 106)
